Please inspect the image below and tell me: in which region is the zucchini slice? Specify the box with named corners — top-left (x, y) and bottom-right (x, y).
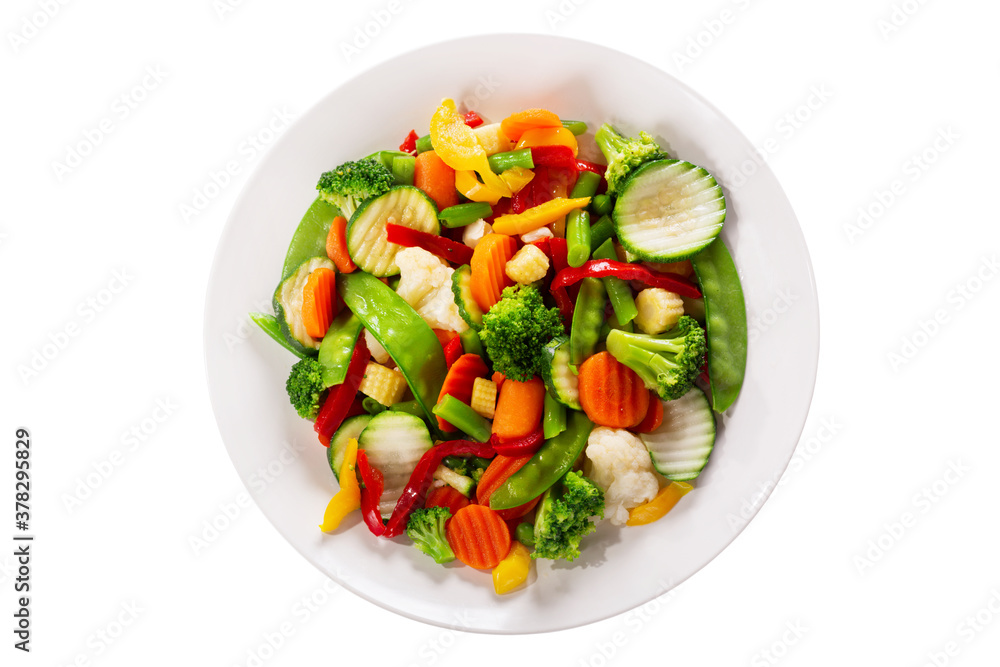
top-left (358, 412), bottom-right (434, 517)
top-left (640, 387), bottom-right (716, 481)
top-left (346, 185), bottom-right (439, 277)
top-left (451, 264), bottom-right (484, 330)
top-left (613, 159), bottom-right (726, 262)
top-left (328, 414), bottom-right (372, 482)
top-left (272, 256), bottom-right (335, 355)
top-left (540, 335), bottom-right (581, 410)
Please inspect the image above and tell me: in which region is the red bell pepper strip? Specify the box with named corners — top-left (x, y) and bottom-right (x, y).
top-left (552, 259), bottom-right (702, 299)
top-left (385, 223), bottom-right (474, 265)
top-left (463, 110), bottom-right (485, 128)
top-left (356, 449), bottom-right (385, 536)
top-left (399, 129), bottom-right (419, 154)
top-left (314, 340), bottom-right (370, 446)
top-left (531, 145), bottom-right (578, 172)
top-left (385, 223), bottom-right (473, 265)
top-left (576, 159), bottom-right (606, 176)
top-left (511, 180), bottom-right (532, 213)
top-left (531, 165), bottom-right (552, 207)
top-left (531, 238), bottom-right (550, 257)
top-left (490, 428), bottom-right (544, 456)
top-left (443, 335), bottom-right (464, 369)
top-left (547, 237), bottom-right (574, 325)
top-left (382, 440), bottom-right (497, 538)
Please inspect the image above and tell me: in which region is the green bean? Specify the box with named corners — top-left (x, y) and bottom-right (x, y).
top-left (459, 327), bottom-right (483, 357)
top-left (432, 395), bottom-right (492, 442)
top-left (561, 119), bottom-right (588, 136)
top-left (515, 522), bottom-right (536, 547)
top-left (415, 134), bottom-right (433, 153)
top-left (690, 237), bottom-right (747, 413)
top-left (391, 155), bottom-right (415, 186)
top-left (365, 150), bottom-right (411, 171)
top-left (566, 172), bottom-right (601, 268)
top-left (439, 202), bottom-right (493, 228)
top-left (589, 214), bottom-right (614, 253)
top-left (591, 194), bottom-right (613, 217)
top-left (487, 148), bottom-right (534, 173)
top-left (362, 397), bottom-right (387, 415)
top-left (569, 277), bottom-right (607, 365)
top-left (592, 239), bottom-right (638, 325)
top-left (543, 391), bottom-right (567, 439)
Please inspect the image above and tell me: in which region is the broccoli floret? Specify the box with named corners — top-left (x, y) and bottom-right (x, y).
top-left (285, 357), bottom-right (326, 420)
top-left (406, 507), bottom-right (455, 564)
top-left (479, 285), bottom-right (564, 382)
top-left (316, 157), bottom-right (394, 219)
top-left (594, 123), bottom-right (667, 195)
top-left (532, 471), bottom-right (605, 561)
top-left (605, 315), bottom-right (706, 401)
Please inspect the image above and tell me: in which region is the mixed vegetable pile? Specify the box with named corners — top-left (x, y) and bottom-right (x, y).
top-left (251, 100), bottom-right (747, 595)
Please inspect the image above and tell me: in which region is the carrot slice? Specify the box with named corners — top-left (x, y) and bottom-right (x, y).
top-left (446, 504), bottom-right (511, 569)
top-left (470, 233), bottom-right (518, 313)
top-left (436, 353), bottom-right (490, 432)
top-left (491, 371), bottom-right (506, 391)
top-left (500, 108), bottom-right (562, 143)
top-left (414, 150), bottom-right (460, 210)
top-left (432, 329), bottom-right (459, 347)
top-left (492, 376), bottom-right (545, 442)
top-left (302, 268), bottom-right (337, 339)
top-left (632, 390), bottom-right (664, 434)
top-left (577, 351), bottom-right (650, 428)
top-left (325, 216), bottom-right (356, 273)
top-left (476, 453), bottom-right (541, 520)
top-left (426, 485), bottom-right (470, 516)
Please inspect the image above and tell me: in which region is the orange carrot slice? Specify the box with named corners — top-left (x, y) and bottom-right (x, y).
top-left (302, 268), bottom-right (337, 339)
top-left (492, 376), bottom-right (545, 442)
top-left (470, 233), bottom-right (518, 313)
top-left (577, 351), bottom-right (650, 428)
top-left (436, 353), bottom-right (489, 432)
top-left (325, 216), bottom-right (356, 273)
top-left (414, 150), bottom-right (460, 210)
top-left (446, 504), bottom-right (511, 569)
top-left (426, 485), bottom-right (470, 516)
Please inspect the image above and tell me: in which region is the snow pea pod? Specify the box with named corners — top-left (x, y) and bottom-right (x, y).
top-left (318, 310), bottom-right (363, 387)
top-left (337, 272), bottom-right (447, 423)
top-left (569, 277), bottom-right (607, 365)
top-left (249, 313), bottom-right (307, 358)
top-left (691, 237), bottom-right (747, 413)
top-left (489, 410), bottom-right (593, 510)
top-left (281, 198), bottom-right (340, 280)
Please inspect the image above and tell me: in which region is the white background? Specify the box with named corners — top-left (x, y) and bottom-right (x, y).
top-left (3, 0), bottom-right (999, 665)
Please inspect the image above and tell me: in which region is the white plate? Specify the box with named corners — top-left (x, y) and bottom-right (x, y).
top-left (204, 34), bottom-right (819, 634)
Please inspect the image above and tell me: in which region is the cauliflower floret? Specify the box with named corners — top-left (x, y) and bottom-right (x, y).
top-left (364, 329), bottom-right (391, 364)
top-left (585, 427), bottom-right (660, 525)
top-left (394, 247), bottom-right (468, 332)
top-left (463, 219), bottom-right (492, 248)
top-left (520, 226), bottom-right (554, 244)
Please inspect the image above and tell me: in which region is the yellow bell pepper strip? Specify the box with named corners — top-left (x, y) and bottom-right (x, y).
top-left (319, 438), bottom-right (361, 532)
top-left (491, 196), bottom-right (592, 236)
top-left (430, 99), bottom-right (511, 197)
top-left (455, 170), bottom-right (507, 204)
top-left (516, 126), bottom-right (579, 157)
top-left (626, 481), bottom-right (693, 526)
top-left (499, 166), bottom-right (534, 194)
top-left (492, 540), bottom-right (532, 594)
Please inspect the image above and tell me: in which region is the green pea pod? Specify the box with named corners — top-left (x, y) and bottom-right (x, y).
top-left (691, 237), bottom-right (747, 413)
top-left (569, 277), bottom-right (607, 365)
top-left (248, 313), bottom-right (307, 358)
top-left (318, 310), bottom-right (364, 387)
top-left (489, 410), bottom-right (593, 510)
top-left (338, 272), bottom-right (447, 423)
top-left (281, 198), bottom-right (340, 280)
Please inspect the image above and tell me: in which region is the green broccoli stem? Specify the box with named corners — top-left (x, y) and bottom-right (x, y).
top-left (594, 124), bottom-right (627, 164)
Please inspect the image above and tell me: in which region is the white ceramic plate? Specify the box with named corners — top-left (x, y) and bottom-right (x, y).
top-left (204, 34), bottom-right (819, 634)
